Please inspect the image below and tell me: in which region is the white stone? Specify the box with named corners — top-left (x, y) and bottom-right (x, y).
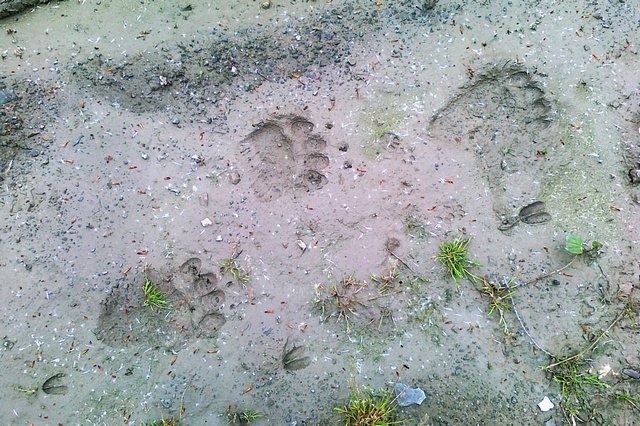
top-left (201, 218), bottom-right (213, 227)
top-left (395, 383), bottom-right (426, 407)
top-left (538, 396), bottom-right (554, 412)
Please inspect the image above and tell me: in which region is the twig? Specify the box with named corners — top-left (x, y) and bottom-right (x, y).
top-left (389, 251), bottom-right (416, 274)
top-left (366, 289), bottom-right (402, 302)
top-left (546, 310), bottom-right (625, 369)
top-left (504, 278), bottom-right (555, 357)
top-left (179, 374), bottom-right (194, 420)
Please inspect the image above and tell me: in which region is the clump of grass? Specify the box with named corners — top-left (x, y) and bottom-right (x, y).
top-left (143, 278), bottom-right (169, 310)
top-left (314, 273), bottom-right (368, 333)
top-left (227, 409), bottom-right (263, 425)
top-left (218, 242), bottom-right (250, 286)
top-left (335, 385), bottom-right (402, 426)
top-left (540, 312), bottom-right (625, 423)
top-left (369, 261), bottom-right (400, 293)
top-left (313, 270), bottom-right (400, 333)
top-left (435, 237), bottom-right (481, 287)
top-left (544, 355), bottom-right (609, 422)
top-left (218, 257), bottom-right (250, 286)
top-left (480, 278), bottom-right (514, 335)
top-left (142, 418), bottom-right (180, 426)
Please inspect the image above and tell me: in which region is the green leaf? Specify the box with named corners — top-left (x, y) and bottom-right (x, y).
top-left (565, 235), bottom-right (583, 255)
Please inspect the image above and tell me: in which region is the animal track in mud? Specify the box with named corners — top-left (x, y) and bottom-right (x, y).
top-left (429, 63), bottom-right (557, 219)
top-left (94, 257), bottom-right (225, 349)
top-left (282, 336), bottom-right (311, 372)
top-left (240, 115), bottom-right (330, 202)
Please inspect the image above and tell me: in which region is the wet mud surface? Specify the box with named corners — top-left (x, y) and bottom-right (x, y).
top-left (2, 0), bottom-right (640, 425)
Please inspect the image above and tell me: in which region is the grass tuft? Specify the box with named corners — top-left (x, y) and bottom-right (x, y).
top-left (313, 269), bottom-right (401, 333)
top-left (480, 278), bottom-right (514, 335)
top-left (227, 409), bottom-right (263, 425)
top-left (314, 273), bottom-right (368, 333)
top-left (218, 257), bottom-right (250, 286)
top-left (218, 242), bottom-right (250, 286)
top-left (142, 418), bottom-right (180, 426)
top-left (544, 355), bottom-right (609, 422)
top-left (335, 385), bottom-right (402, 426)
top-left (143, 278), bottom-right (169, 310)
top-left (435, 237), bottom-right (481, 287)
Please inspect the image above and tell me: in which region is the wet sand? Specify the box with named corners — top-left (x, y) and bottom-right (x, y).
top-left (1, 0), bottom-right (640, 424)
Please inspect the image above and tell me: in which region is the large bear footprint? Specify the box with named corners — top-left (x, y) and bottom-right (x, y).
top-left (94, 258), bottom-right (226, 350)
top-left (429, 63), bottom-right (556, 220)
top-left (241, 115), bottom-right (330, 202)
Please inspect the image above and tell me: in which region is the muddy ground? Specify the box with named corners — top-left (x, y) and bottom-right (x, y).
top-left (1, 0), bottom-right (640, 425)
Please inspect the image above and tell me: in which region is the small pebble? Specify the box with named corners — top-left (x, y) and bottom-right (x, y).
top-left (538, 396), bottom-right (554, 412)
